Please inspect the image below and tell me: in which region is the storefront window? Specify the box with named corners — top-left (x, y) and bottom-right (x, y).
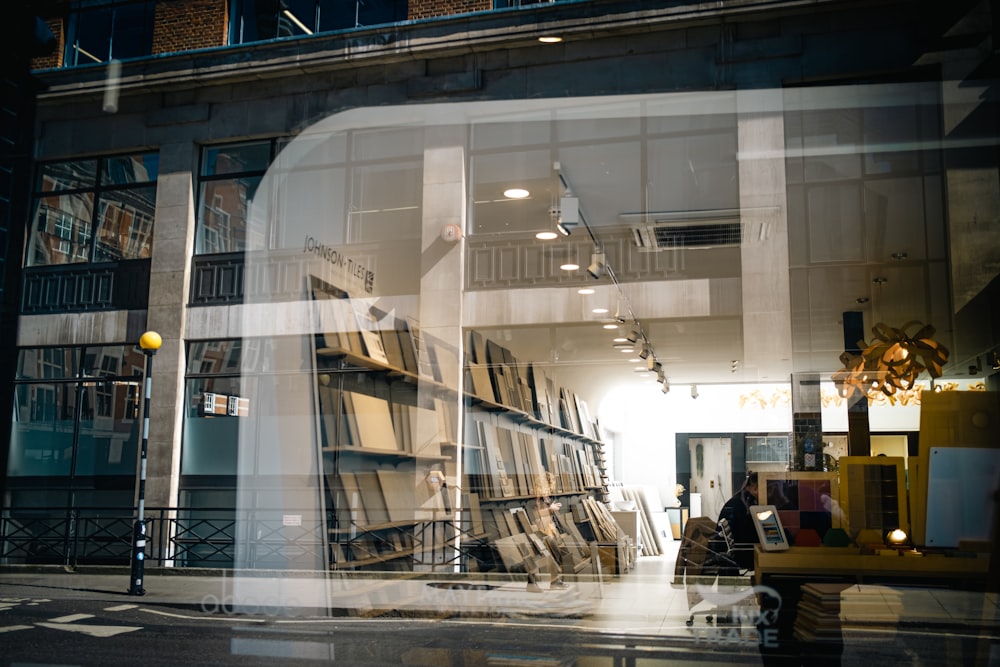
top-left (26, 152), bottom-right (159, 266)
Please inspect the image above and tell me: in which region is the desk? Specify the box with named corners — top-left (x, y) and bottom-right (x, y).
top-left (754, 545), bottom-right (990, 586)
top-left (754, 546), bottom-right (990, 666)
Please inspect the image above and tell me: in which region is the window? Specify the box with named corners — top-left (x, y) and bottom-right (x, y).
top-left (8, 344), bottom-right (145, 479)
top-left (196, 140), bottom-right (277, 254)
top-left (65, 0), bottom-right (156, 66)
top-left (747, 436), bottom-right (791, 464)
top-left (26, 153), bottom-right (159, 266)
top-left (229, 0), bottom-right (409, 44)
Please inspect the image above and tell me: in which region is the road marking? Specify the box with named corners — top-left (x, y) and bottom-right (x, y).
top-left (105, 604), bottom-right (139, 612)
top-left (0, 625), bottom-right (33, 633)
top-left (36, 621), bottom-right (143, 638)
top-left (139, 607), bottom-right (265, 623)
top-left (49, 613), bottom-right (94, 623)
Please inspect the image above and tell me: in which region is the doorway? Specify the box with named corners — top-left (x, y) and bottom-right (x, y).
top-left (688, 437), bottom-right (732, 520)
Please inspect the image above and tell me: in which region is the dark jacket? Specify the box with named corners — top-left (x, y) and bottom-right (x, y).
top-left (716, 489), bottom-right (759, 570)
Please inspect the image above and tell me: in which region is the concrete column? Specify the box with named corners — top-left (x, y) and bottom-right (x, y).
top-left (415, 126), bottom-right (466, 569)
top-left (418, 127), bottom-right (466, 391)
top-left (736, 90), bottom-right (793, 385)
top-left (143, 141), bottom-right (197, 511)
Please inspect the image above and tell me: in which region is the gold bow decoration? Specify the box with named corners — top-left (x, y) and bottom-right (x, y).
top-left (832, 321), bottom-right (949, 400)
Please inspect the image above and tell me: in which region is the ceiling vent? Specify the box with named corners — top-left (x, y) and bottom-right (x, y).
top-left (623, 210), bottom-right (743, 251)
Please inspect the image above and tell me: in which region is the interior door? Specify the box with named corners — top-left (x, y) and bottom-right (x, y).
top-left (688, 437), bottom-right (732, 520)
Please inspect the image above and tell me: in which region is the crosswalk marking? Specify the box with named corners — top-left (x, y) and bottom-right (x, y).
top-left (0, 625), bottom-right (33, 633)
top-left (48, 613), bottom-right (94, 623)
top-left (36, 621), bottom-right (143, 638)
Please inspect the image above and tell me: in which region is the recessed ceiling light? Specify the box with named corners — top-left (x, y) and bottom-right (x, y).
top-left (503, 188), bottom-right (529, 199)
top-left (613, 337), bottom-right (628, 343)
top-left (577, 288), bottom-right (595, 295)
top-left (535, 231), bottom-right (558, 240)
top-left (538, 36), bottom-right (562, 43)
top-left (592, 307), bottom-right (609, 314)
top-left (560, 262), bottom-right (579, 271)
top-left (602, 323), bottom-right (618, 330)
top-left (628, 358), bottom-right (641, 363)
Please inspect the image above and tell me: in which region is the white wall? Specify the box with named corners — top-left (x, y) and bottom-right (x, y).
top-left (598, 380), bottom-right (985, 507)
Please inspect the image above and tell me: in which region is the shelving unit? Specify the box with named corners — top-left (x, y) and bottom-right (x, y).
top-left (310, 277), bottom-right (622, 575)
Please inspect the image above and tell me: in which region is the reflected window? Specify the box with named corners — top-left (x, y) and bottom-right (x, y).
top-left (7, 345), bottom-right (143, 479)
top-left (65, 0), bottom-right (156, 66)
top-left (230, 0), bottom-right (408, 44)
top-left (197, 141), bottom-right (277, 254)
top-left (26, 153), bottom-right (159, 266)
top-left (182, 341), bottom-right (246, 477)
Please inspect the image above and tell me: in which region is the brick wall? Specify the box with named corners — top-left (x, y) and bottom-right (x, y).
top-left (409, 0), bottom-right (492, 22)
top-left (153, 0), bottom-right (229, 55)
top-left (31, 17), bottom-right (64, 70)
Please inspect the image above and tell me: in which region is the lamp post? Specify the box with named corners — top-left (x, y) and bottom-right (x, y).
top-left (129, 330), bottom-right (161, 595)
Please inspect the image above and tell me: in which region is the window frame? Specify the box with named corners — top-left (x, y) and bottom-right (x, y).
top-left (64, 0), bottom-right (157, 67)
top-left (26, 152), bottom-right (159, 268)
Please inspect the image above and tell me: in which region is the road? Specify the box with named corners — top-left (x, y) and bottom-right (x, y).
top-left (0, 584), bottom-right (766, 666)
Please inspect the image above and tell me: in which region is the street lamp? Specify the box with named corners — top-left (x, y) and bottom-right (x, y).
top-left (129, 330), bottom-right (161, 595)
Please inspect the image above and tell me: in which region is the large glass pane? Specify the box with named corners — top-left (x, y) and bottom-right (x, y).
top-left (17, 348), bottom-right (80, 381)
top-left (93, 185), bottom-right (156, 261)
top-left (317, 0), bottom-right (357, 32)
top-left (187, 340), bottom-right (242, 375)
top-left (108, 1), bottom-right (154, 61)
top-left (80, 345), bottom-right (145, 380)
top-left (75, 380), bottom-right (140, 476)
top-left (7, 383), bottom-right (77, 477)
top-left (181, 377), bottom-right (242, 475)
top-left (26, 193), bottom-right (93, 265)
top-left (102, 153), bottom-right (159, 185)
top-left (202, 141), bottom-right (272, 176)
top-left (72, 6), bottom-right (112, 64)
top-left (196, 177), bottom-right (261, 253)
top-left (281, 0), bottom-right (318, 35)
top-left (357, 0), bottom-right (406, 26)
top-left (347, 162), bottom-right (422, 242)
top-left (37, 159), bottom-right (98, 192)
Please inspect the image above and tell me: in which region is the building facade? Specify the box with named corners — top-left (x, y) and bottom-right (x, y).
top-left (0, 0), bottom-right (998, 656)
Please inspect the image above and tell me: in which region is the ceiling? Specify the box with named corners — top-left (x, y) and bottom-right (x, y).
top-left (460, 110), bottom-right (975, 408)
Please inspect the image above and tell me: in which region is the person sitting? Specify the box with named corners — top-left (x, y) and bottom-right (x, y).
top-left (715, 471), bottom-right (760, 572)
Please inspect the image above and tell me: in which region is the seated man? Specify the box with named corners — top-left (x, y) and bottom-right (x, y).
top-left (716, 471), bottom-right (760, 572)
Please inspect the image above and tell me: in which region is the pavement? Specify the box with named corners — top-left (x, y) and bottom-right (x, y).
top-left (0, 564), bottom-right (608, 620)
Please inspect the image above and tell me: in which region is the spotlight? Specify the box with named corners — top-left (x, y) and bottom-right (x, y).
top-left (625, 324), bottom-right (640, 343)
top-left (690, 384), bottom-right (699, 399)
top-left (661, 379), bottom-right (670, 394)
top-left (557, 221), bottom-right (573, 236)
top-left (587, 249), bottom-right (606, 279)
top-left (638, 342), bottom-right (651, 360)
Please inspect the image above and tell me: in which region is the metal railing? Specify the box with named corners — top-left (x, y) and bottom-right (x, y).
top-left (0, 507), bottom-right (327, 569)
